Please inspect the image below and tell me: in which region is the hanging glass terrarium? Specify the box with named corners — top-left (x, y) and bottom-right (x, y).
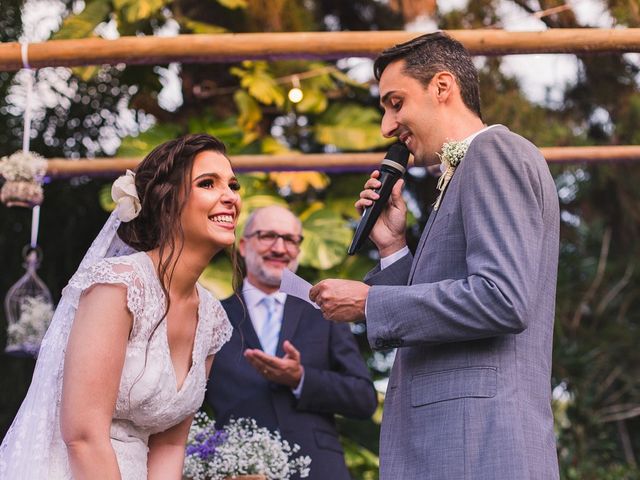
top-left (4, 247), bottom-right (54, 357)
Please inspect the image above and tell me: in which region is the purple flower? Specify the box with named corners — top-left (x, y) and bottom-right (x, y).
top-left (186, 428), bottom-right (227, 460)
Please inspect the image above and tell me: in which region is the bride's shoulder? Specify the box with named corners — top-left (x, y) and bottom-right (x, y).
top-left (68, 252), bottom-right (152, 293)
top-left (93, 251), bottom-right (150, 277)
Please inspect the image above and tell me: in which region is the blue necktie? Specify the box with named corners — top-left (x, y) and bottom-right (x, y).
top-left (260, 296), bottom-right (279, 356)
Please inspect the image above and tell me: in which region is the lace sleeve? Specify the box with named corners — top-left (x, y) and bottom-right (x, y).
top-left (66, 257), bottom-right (145, 327)
top-left (201, 290), bottom-right (233, 357)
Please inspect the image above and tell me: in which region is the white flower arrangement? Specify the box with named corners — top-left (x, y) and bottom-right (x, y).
top-left (434, 140), bottom-right (469, 211)
top-left (5, 295), bottom-right (54, 356)
top-left (0, 151), bottom-right (47, 182)
top-left (183, 413), bottom-right (311, 480)
top-left (0, 150), bottom-right (47, 207)
top-left (111, 169), bottom-right (141, 222)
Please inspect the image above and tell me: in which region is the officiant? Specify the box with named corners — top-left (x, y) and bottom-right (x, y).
top-left (204, 205), bottom-right (377, 480)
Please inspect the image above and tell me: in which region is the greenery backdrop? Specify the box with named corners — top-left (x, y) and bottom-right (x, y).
top-left (1, 1), bottom-right (640, 478)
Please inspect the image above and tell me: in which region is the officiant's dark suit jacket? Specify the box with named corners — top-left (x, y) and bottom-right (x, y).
top-left (205, 293), bottom-right (377, 480)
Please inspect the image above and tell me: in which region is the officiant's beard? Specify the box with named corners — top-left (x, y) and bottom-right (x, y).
top-left (244, 251), bottom-right (299, 290)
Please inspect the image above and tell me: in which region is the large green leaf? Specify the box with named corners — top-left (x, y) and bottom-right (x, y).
top-left (234, 89), bottom-right (262, 132)
top-left (259, 136), bottom-right (292, 155)
top-left (113, 0), bottom-right (168, 24)
top-left (298, 204), bottom-right (351, 270)
top-left (231, 62), bottom-right (285, 107)
top-left (178, 18), bottom-right (227, 34)
top-left (187, 115), bottom-right (246, 153)
top-left (215, 0), bottom-right (248, 9)
top-left (53, 0), bottom-right (111, 40)
top-left (117, 123), bottom-right (183, 157)
top-left (295, 88), bottom-right (327, 114)
top-left (313, 103), bottom-right (393, 151)
top-left (71, 65), bottom-right (102, 82)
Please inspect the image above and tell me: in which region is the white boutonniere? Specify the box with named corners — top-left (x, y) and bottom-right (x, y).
top-left (111, 169), bottom-right (141, 222)
top-left (434, 140), bottom-right (469, 211)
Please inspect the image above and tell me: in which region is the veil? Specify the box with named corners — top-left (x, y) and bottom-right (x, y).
top-left (0, 210), bottom-right (136, 478)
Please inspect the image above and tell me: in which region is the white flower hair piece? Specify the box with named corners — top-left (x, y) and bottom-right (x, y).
top-left (434, 140), bottom-right (469, 211)
top-left (111, 169), bottom-right (141, 222)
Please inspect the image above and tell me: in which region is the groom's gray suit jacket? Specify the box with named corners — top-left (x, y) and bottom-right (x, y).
top-left (365, 126), bottom-right (559, 479)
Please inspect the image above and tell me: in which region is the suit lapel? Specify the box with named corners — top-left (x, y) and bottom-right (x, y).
top-left (408, 206), bottom-right (441, 283)
top-left (276, 296), bottom-right (303, 357)
top-left (231, 293), bottom-right (263, 350)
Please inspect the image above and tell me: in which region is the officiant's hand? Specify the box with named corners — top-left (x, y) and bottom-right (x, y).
top-left (244, 340), bottom-right (304, 388)
top-left (355, 172), bottom-right (407, 257)
top-left (310, 279), bottom-right (369, 323)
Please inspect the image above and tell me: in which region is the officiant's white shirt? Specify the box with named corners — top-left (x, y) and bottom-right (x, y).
top-left (242, 279), bottom-right (304, 396)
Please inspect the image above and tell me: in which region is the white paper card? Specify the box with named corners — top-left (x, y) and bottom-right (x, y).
top-left (280, 269), bottom-right (320, 309)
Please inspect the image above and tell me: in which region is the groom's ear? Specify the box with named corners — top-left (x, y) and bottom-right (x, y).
top-left (238, 237), bottom-right (246, 257)
top-left (431, 72), bottom-right (455, 102)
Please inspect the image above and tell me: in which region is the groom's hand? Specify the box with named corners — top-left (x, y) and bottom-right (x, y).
top-left (244, 340), bottom-right (303, 388)
top-left (355, 172), bottom-right (407, 257)
top-left (309, 279), bottom-right (369, 323)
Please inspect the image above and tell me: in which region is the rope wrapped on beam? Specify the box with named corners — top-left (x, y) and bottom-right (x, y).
top-left (1, 29), bottom-right (640, 71)
top-left (41, 146), bottom-right (640, 178)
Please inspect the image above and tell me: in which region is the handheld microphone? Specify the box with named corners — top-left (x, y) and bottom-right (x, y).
top-left (348, 142), bottom-right (410, 255)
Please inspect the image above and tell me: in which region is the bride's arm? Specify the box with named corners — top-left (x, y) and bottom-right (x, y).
top-left (147, 356), bottom-right (215, 480)
top-left (60, 283), bottom-right (132, 480)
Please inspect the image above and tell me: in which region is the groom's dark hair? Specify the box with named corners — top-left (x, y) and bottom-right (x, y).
top-left (374, 31), bottom-right (482, 120)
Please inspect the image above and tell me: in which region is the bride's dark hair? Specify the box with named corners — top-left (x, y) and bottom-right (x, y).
top-left (118, 133), bottom-right (241, 321)
top-left (119, 133), bottom-right (228, 303)
top-left (117, 133), bottom-right (242, 395)
top-left (118, 133), bottom-right (226, 252)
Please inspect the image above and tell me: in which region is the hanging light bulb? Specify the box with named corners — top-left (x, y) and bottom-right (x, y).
top-left (288, 75), bottom-right (303, 104)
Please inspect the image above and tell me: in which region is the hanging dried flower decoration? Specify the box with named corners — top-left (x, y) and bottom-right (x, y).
top-left (0, 150), bottom-right (47, 208)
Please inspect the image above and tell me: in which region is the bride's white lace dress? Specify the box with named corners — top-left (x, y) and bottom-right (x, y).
top-left (1, 251), bottom-right (232, 479)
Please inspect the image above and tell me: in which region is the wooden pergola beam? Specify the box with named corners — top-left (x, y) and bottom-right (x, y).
top-left (1, 29), bottom-right (640, 71)
top-left (43, 146), bottom-right (640, 178)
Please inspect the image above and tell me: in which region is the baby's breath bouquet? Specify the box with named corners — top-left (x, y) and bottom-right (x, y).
top-left (184, 413), bottom-right (311, 480)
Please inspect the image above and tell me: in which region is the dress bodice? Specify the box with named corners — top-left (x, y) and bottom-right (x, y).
top-left (55, 251), bottom-right (232, 479)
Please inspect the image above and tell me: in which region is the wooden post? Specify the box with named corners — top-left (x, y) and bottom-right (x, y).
top-left (1, 29), bottom-right (640, 71)
top-left (41, 146), bottom-right (640, 178)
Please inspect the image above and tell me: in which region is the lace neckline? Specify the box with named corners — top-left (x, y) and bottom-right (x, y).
top-left (139, 252), bottom-right (207, 394)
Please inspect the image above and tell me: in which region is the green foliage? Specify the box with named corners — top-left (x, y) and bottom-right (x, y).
top-left (113, 0), bottom-right (169, 24)
top-left (340, 435), bottom-right (379, 480)
top-left (116, 123), bottom-right (183, 156)
top-left (231, 61), bottom-right (286, 107)
top-left (298, 203), bottom-right (352, 270)
top-left (215, 0), bottom-right (248, 9)
top-left (234, 89), bottom-right (263, 134)
top-left (53, 0), bottom-right (111, 39)
top-left (313, 103), bottom-right (393, 151)
top-left (175, 18), bottom-right (227, 34)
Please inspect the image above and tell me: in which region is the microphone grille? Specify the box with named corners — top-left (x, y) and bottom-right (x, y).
top-left (386, 142), bottom-right (410, 167)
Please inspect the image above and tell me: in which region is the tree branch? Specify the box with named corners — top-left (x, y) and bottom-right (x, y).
top-left (571, 227), bottom-right (612, 331)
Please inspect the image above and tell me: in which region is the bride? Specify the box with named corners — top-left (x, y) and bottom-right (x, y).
top-left (0, 133), bottom-right (241, 479)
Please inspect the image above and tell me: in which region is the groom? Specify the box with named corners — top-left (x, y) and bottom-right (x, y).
top-left (310, 32), bottom-right (560, 479)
